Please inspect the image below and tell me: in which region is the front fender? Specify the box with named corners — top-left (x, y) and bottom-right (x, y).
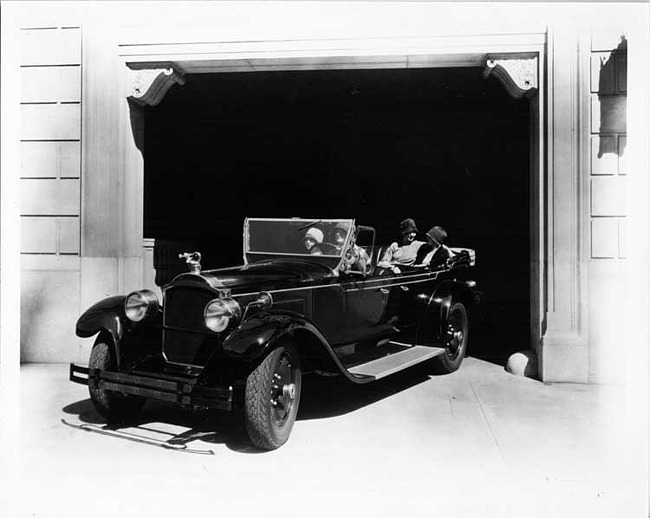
top-left (221, 312), bottom-right (374, 384)
top-left (76, 296), bottom-right (126, 344)
top-left (76, 296), bottom-right (163, 371)
top-left (222, 312), bottom-right (325, 361)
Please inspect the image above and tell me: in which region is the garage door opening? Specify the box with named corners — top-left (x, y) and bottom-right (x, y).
top-left (144, 66), bottom-right (531, 364)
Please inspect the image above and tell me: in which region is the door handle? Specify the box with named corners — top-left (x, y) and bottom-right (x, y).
top-left (400, 285), bottom-right (409, 292)
top-left (379, 288), bottom-right (390, 294)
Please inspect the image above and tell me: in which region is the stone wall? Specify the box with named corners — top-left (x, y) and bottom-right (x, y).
top-left (19, 26), bottom-right (83, 362)
top-left (587, 29), bottom-right (629, 383)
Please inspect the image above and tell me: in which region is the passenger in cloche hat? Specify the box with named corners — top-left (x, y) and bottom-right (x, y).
top-left (399, 218), bottom-right (418, 237)
top-left (332, 222), bottom-right (350, 251)
top-left (377, 218), bottom-right (427, 272)
top-left (426, 225), bottom-right (448, 246)
top-left (303, 227), bottom-right (324, 255)
top-left (331, 221), bottom-right (370, 273)
top-left (418, 225), bottom-right (455, 269)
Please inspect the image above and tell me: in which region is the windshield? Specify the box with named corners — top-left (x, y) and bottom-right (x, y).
top-left (245, 218), bottom-right (354, 258)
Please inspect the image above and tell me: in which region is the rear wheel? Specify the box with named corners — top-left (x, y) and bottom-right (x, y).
top-left (244, 343), bottom-right (302, 450)
top-left (433, 302), bottom-right (469, 373)
top-left (88, 335), bottom-right (146, 420)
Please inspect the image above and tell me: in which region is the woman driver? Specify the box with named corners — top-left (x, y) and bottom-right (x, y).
top-left (303, 227), bottom-right (325, 255)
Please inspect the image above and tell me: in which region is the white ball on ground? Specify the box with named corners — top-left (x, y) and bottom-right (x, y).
top-left (505, 350), bottom-right (538, 379)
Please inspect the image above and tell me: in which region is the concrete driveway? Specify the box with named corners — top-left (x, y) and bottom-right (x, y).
top-left (9, 358), bottom-right (643, 517)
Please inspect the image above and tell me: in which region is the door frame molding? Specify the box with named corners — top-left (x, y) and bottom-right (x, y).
top-left (109, 32), bottom-right (560, 378)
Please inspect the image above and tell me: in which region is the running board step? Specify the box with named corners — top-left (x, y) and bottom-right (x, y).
top-left (347, 345), bottom-right (446, 380)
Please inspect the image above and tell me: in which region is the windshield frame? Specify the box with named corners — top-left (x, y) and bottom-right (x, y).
top-left (243, 217), bottom-right (355, 266)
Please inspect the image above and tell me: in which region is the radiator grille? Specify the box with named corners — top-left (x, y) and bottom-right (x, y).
top-left (164, 286), bottom-right (215, 330)
top-left (163, 328), bottom-right (217, 366)
top-left (163, 286), bottom-right (219, 366)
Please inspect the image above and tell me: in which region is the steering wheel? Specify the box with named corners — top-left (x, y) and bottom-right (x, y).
top-left (339, 246), bottom-right (371, 275)
top-left (315, 242), bottom-right (339, 255)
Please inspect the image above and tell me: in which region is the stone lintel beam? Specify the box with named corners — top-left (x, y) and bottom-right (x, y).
top-left (127, 64), bottom-right (186, 107)
top-left (483, 55), bottom-right (538, 99)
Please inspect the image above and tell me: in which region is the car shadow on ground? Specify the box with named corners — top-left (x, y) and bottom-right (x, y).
top-left (298, 363), bottom-right (433, 420)
top-left (61, 362), bottom-right (437, 454)
top-left (62, 399), bottom-right (258, 454)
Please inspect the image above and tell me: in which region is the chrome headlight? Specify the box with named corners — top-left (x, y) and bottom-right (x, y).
top-left (124, 290), bottom-right (159, 322)
top-left (204, 297), bottom-right (241, 333)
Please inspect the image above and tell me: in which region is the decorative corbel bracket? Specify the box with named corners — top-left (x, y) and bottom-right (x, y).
top-left (483, 55), bottom-right (538, 99)
top-left (127, 64), bottom-right (186, 107)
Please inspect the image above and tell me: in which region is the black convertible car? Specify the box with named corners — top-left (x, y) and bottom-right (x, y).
top-left (70, 218), bottom-right (479, 450)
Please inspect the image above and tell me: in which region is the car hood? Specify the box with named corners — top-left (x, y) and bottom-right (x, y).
top-left (170, 259), bottom-right (336, 294)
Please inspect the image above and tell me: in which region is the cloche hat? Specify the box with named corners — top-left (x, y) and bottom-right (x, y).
top-left (425, 226), bottom-right (448, 246)
top-left (304, 227), bottom-right (324, 243)
top-left (399, 218), bottom-right (418, 235)
top-left (334, 222), bottom-right (349, 234)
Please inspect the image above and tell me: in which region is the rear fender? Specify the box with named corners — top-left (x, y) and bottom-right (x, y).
top-left (433, 280), bottom-right (477, 309)
top-left (422, 280), bottom-right (476, 340)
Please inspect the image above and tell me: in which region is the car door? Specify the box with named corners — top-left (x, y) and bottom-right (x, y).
top-left (381, 271), bottom-right (421, 343)
top-left (310, 276), bottom-right (393, 346)
top-left (310, 283), bottom-right (348, 345)
top-left (339, 275), bottom-right (393, 344)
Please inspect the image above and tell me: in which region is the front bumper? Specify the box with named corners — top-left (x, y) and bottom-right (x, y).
top-left (69, 364), bottom-right (233, 410)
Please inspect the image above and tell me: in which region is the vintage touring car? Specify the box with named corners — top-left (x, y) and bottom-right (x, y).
top-left (70, 218), bottom-right (479, 450)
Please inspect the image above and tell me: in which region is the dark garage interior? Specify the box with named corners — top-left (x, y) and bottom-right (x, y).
top-left (144, 66), bottom-right (531, 364)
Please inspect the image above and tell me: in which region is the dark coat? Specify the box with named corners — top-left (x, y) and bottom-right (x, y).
top-left (414, 243), bottom-right (451, 268)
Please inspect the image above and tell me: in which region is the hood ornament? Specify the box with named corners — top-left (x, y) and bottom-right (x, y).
top-left (179, 251), bottom-right (202, 274)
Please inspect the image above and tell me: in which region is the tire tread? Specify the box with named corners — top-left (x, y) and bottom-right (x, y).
top-left (88, 336), bottom-right (145, 420)
top-left (244, 345), bottom-right (301, 450)
top-left (432, 302), bottom-right (468, 374)
top-left (245, 351), bottom-right (278, 450)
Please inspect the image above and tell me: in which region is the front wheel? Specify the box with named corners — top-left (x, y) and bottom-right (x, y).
top-left (433, 302), bottom-right (469, 374)
top-left (88, 336), bottom-right (146, 420)
top-left (244, 343), bottom-right (302, 450)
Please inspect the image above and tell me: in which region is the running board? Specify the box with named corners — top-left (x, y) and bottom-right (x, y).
top-left (347, 345), bottom-right (445, 380)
